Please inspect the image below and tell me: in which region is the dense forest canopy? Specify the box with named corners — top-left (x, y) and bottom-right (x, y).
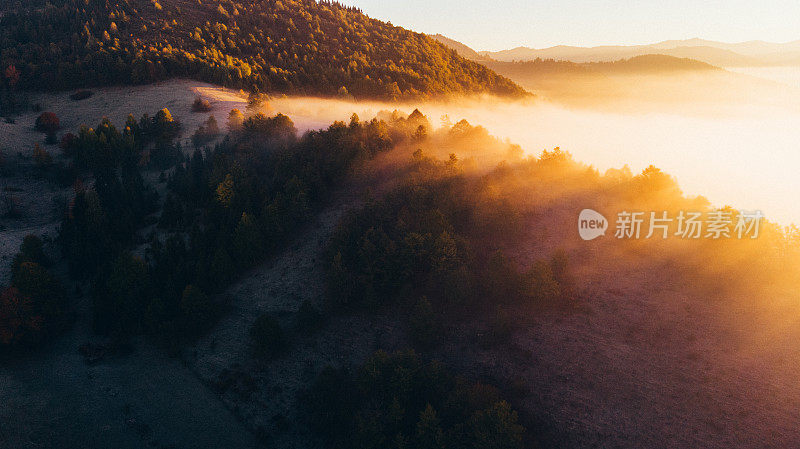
top-left (0, 0), bottom-right (527, 101)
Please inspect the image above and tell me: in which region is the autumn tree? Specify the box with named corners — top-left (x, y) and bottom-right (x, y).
top-left (35, 112), bottom-right (60, 137)
top-left (0, 287), bottom-right (42, 348)
top-left (227, 108), bottom-right (244, 131)
top-left (1, 236), bottom-right (65, 349)
top-left (153, 108), bottom-right (180, 142)
top-left (12, 261), bottom-right (65, 319)
top-left (4, 65), bottom-right (20, 88)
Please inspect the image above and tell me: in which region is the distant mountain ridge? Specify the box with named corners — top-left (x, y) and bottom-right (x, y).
top-left (480, 38), bottom-right (800, 66)
top-left (431, 34), bottom-right (800, 67)
top-left (428, 34), bottom-right (490, 61)
top-left (648, 38), bottom-right (800, 56)
top-left (430, 38), bottom-right (779, 112)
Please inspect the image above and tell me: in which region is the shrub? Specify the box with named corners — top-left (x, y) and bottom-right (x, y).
top-left (12, 235), bottom-right (49, 273)
top-left (35, 112), bottom-right (60, 135)
top-left (69, 90), bottom-right (93, 101)
top-left (250, 313), bottom-right (286, 359)
top-left (191, 97), bottom-right (212, 112)
top-left (33, 143), bottom-right (52, 166)
top-left (191, 115), bottom-right (220, 147)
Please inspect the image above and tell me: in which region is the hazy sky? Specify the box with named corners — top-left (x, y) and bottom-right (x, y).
top-left (337, 0), bottom-right (800, 51)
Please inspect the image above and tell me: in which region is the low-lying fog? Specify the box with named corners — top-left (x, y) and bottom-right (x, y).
top-left (259, 104), bottom-right (795, 226)
top-left (196, 68), bottom-right (800, 225)
top-left (727, 66), bottom-right (800, 90)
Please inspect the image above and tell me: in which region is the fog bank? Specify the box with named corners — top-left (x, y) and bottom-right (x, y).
top-left (262, 94), bottom-right (800, 226)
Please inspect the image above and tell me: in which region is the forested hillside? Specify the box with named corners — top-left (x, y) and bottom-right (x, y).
top-left (0, 0), bottom-right (526, 103)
